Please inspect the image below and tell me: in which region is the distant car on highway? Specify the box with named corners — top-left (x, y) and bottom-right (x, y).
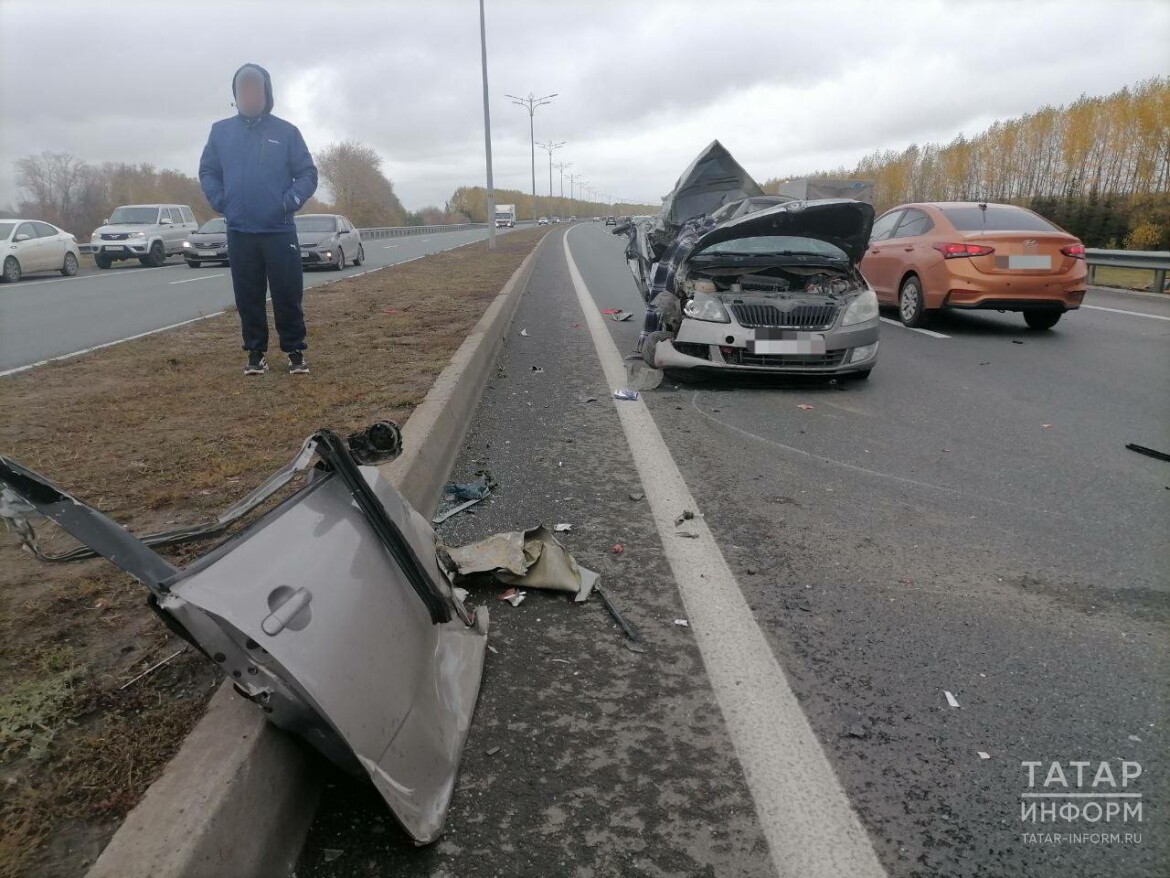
top-left (604, 216), bottom-right (617, 226)
top-left (295, 214), bottom-right (364, 270)
top-left (861, 202), bottom-right (1086, 329)
top-left (0, 219), bottom-right (81, 283)
top-left (90, 204), bottom-right (198, 269)
top-left (593, 216), bottom-right (600, 222)
top-left (538, 216), bottom-right (549, 226)
top-left (181, 217), bottom-right (229, 267)
top-left (551, 216), bottom-right (561, 224)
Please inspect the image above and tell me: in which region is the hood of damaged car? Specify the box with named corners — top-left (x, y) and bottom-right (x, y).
top-left (688, 198), bottom-right (876, 265)
top-left (660, 140), bottom-right (764, 227)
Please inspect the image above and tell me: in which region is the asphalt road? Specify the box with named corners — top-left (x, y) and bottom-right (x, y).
top-left (0, 226), bottom-right (517, 374)
top-left (296, 223), bottom-right (1168, 877)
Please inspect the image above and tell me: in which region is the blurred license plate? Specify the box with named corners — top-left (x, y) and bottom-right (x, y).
top-left (748, 330), bottom-right (826, 355)
top-left (198, 250), bottom-right (216, 256)
top-left (999, 255), bottom-right (1051, 270)
top-left (105, 245), bottom-right (124, 251)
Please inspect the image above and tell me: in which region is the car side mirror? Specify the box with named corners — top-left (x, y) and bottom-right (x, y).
top-left (13, 233), bottom-right (30, 242)
top-left (160, 217), bottom-right (173, 225)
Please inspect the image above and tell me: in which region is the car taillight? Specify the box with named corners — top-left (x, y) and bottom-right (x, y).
top-left (932, 242), bottom-right (995, 258)
top-left (1060, 243), bottom-right (1085, 259)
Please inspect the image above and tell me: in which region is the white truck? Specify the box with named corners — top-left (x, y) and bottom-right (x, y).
top-left (493, 204), bottom-right (516, 228)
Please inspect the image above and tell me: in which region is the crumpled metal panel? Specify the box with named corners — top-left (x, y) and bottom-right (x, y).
top-left (660, 139), bottom-right (764, 227)
top-left (0, 431), bottom-right (487, 845)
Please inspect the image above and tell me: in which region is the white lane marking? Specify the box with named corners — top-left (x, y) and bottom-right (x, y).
top-left (563, 227), bottom-right (886, 878)
top-left (880, 316), bottom-right (950, 338)
top-left (1082, 304), bottom-right (1170, 322)
top-left (383, 244), bottom-right (399, 249)
top-left (0, 262), bottom-right (183, 291)
top-left (0, 310), bottom-right (226, 378)
top-left (169, 273), bottom-right (225, 285)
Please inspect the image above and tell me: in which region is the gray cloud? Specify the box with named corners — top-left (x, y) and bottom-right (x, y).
top-left (2, 0), bottom-right (1167, 210)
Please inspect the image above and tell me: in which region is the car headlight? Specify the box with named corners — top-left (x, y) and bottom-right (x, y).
top-left (129, 231), bottom-right (146, 238)
top-left (683, 293), bottom-right (730, 323)
top-left (841, 288), bottom-right (878, 326)
top-left (181, 241), bottom-right (192, 248)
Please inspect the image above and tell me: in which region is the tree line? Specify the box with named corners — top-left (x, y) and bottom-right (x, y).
top-left (445, 186), bottom-right (655, 223)
top-left (764, 77), bottom-right (1170, 249)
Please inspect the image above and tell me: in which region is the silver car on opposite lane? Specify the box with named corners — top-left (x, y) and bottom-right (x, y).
top-left (0, 219), bottom-right (82, 283)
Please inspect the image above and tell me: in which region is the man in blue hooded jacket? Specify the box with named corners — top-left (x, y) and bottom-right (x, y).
top-left (199, 64), bottom-right (318, 375)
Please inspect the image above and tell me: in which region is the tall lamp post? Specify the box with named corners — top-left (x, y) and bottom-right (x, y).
top-left (567, 171), bottom-right (582, 213)
top-left (506, 91), bottom-right (557, 223)
top-left (478, 0), bottom-right (495, 249)
top-left (555, 161), bottom-right (571, 217)
top-left (538, 140), bottom-right (565, 219)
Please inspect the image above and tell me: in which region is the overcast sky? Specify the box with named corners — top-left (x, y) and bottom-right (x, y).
top-left (2, 0), bottom-right (1167, 210)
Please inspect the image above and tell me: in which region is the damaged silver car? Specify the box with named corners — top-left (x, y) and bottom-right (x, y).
top-left (620, 141), bottom-right (880, 379)
top-left (0, 425), bottom-right (486, 845)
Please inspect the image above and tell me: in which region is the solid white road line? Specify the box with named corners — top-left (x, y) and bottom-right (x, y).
top-left (879, 316), bottom-right (950, 338)
top-left (563, 227), bottom-right (886, 878)
top-left (383, 244), bottom-right (399, 249)
top-left (1082, 304), bottom-right (1170, 322)
top-left (169, 273), bottom-right (225, 285)
top-left (0, 310), bottom-right (226, 378)
top-left (0, 263), bottom-right (183, 291)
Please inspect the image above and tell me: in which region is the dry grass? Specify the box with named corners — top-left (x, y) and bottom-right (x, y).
top-left (0, 227), bottom-right (548, 878)
top-left (1092, 265), bottom-right (1168, 292)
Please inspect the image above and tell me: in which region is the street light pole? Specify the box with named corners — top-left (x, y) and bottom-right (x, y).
top-left (478, 0), bottom-right (495, 249)
top-left (567, 171), bottom-right (581, 212)
top-left (538, 140), bottom-right (564, 219)
top-left (555, 161), bottom-right (571, 217)
top-left (506, 91), bottom-right (557, 224)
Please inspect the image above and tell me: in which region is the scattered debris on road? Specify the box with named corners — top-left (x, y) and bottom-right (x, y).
top-left (520, 328), bottom-right (529, 336)
top-left (531, 365), bottom-right (544, 373)
top-left (945, 690), bottom-right (961, 708)
top-left (612, 312), bottom-right (634, 322)
top-left (554, 523), bottom-right (572, 532)
top-left (594, 584), bottom-right (644, 650)
top-left (796, 404), bottom-right (815, 411)
top-left (629, 492), bottom-right (644, 501)
top-left (673, 619), bottom-right (689, 627)
top-left (433, 470), bottom-right (496, 523)
top-left (978, 751), bottom-right (991, 759)
top-left (611, 543), bottom-right (625, 554)
top-left (613, 389), bottom-right (640, 401)
top-left (1126, 442), bottom-right (1170, 463)
top-left (675, 509), bottom-right (695, 526)
top-left (485, 746), bottom-right (501, 756)
top-left (443, 524), bottom-right (598, 602)
top-left (497, 588), bottom-right (526, 607)
top-left (118, 645), bottom-right (188, 690)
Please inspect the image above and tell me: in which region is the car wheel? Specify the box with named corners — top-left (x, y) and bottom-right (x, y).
top-left (333, 249), bottom-right (345, 271)
top-left (1023, 311), bottom-right (1062, 330)
top-left (898, 275), bottom-right (930, 327)
top-left (353, 245), bottom-right (364, 266)
top-left (147, 241), bottom-right (166, 267)
top-left (186, 260), bottom-right (199, 268)
top-left (61, 252), bottom-right (78, 277)
top-left (1, 256), bottom-right (20, 283)
top-left (95, 253), bottom-right (112, 269)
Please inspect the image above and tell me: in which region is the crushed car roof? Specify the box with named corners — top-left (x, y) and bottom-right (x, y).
top-left (660, 140), bottom-right (764, 227)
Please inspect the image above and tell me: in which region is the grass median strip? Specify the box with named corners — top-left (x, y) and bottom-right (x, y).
top-left (0, 226), bottom-right (547, 878)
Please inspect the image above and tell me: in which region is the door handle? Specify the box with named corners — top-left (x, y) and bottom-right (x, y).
top-left (903, 246), bottom-right (914, 251)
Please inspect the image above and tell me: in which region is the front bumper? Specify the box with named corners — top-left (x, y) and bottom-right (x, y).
top-left (301, 247), bottom-right (338, 265)
top-left (184, 247), bottom-right (229, 262)
top-left (656, 318), bottom-right (880, 375)
top-left (93, 240), bottom-right (148, 257)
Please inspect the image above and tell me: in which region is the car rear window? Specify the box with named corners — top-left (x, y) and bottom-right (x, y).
top-left (940, 206), bottom-right (1058, 233)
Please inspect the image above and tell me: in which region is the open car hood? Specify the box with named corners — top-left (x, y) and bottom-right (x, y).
top-left (660, 140), bottom-right (764, 227)
top-left (688, 198), bottom-right (876, 265)
top-left (0, 428), bottom-right (486, 845)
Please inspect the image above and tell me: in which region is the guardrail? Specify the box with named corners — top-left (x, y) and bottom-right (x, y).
top-left (77, 219), bottom-right (537, 257)
top-left (1086, 248), bottom-right (1170, 293)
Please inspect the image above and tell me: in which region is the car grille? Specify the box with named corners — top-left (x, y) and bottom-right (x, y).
top-left (300, 242), bottom-right (316, 249)
top-left (101, 233), bottom-right (129, 241)
top-left (723, 349), bottom-right (848, 369)
top-left (199, 241), bottom-right (226, 248)
top-left (729, 303), bottom-right (839, 330)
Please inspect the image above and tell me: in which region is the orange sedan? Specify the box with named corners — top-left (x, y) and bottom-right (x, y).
top-left (860, 202), bottom-right (1087, 330)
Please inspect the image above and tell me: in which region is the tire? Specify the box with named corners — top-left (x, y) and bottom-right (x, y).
top-left (1, 256), bottom-right (20, 283)
top-left (332, 248), bottom-right (345, 271)
top-left (898, 275), bottom-right (930, 327)
top-left (95, 252), bottom-right (112, 269)
top-left (147, 240), bottom-right (166, 267)
top-left (186, 260), bottom-right (200, 268)
top-left (1023, 310), bottom-right (1062, 330)
top-left (61, 252), bottom-right (78, 277)
top-left (353, 245), bottom-right (364, 266)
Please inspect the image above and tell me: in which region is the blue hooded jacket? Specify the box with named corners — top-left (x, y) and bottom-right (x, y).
top-left (199, 64), bottom-right (318, 233)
